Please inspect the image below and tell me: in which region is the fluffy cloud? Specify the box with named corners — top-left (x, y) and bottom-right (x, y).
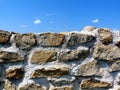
top-left (34, 19), bottom-right (42, 24)
top-left (92, 19), bottom-right (99, 23)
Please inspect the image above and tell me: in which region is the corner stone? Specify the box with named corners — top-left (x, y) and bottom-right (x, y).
top-left (30, 50), bottom-right (57, 64)
top-left (80, 78), bottom-right (112, 89)
top-left (38, 33), bottom-right (65, 47)
top-left (14, 33), bottom-right (36, 49)
top-left (0, 30), bottom-right (11, 44)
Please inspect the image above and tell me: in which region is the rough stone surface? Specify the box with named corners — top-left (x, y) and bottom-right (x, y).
top-left (59, 48), bottom-right (89, 62)
top-left (0, 51), bottom-right (24, 63)
top-left (49, 86), bottom-right (73, 90)
top-left (73, 60), bottom-right (100, 76)
top-left (48, 76), bottom-right (75, 86)
top-left (115, 40), bottom-right (120, 47)
top-left (38, 33), bottom-right (65, 47)
top-left (31, 63), bottom-right (68, 78)
top-left (18, 83), bottom-right (46, 90)
top-left (80, 78), bottom-right (112, 89)
top-left (0, 28), bottom-right (120, 90)
top-left (109, 60), bottom-right (120, 72)
top-left (0, 30), bottom-right (11, 44)
top-left (4, 79), bottom-right (16, 90)
top-left (14, 33), bottom-right (36, 49)
top-left (98, 28), bottom-right (113, 44)
top-left (30, 50), bottom-right (57, 64)
top-left (83, 26), bottom-right (96, 31)
top-left (67, 33), bottom-right (95, 46)
top-left (93, 43), bottom-right (120, 61)
top-left (6, 67), bottom-right (24, 79)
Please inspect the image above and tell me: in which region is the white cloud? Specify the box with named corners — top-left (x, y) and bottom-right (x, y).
top-left (34, 19), bottom-right (42, 24)
top-left (92, 19), bottom-right (99, 23)
top-left (19, 25), bottom-right (27, 28)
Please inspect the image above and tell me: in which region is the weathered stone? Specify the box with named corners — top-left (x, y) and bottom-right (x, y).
top-left (59, 48), bottom-right (89, 62)
top-left (83, 26), bottom-right (96, 31)
top-left (6, 66), bottom-right (24, 79)
top-left (109, 60), bottom-right (120, 72)
top-left (48, 76), bottom-right (75, 86)
top-left (14, 33), bottom-right (36, 49)
top-left (73, 60), bottom-right (100, 76)
top-left (49, 86), bottom-right (73, 90)
top-left (115, 40), bottom-right (120, 47)
top-left (30, 50), bottom-right (57, 64)
top-left (38, 33), bottom-right (65, 47)
top-left (67, 33), bottom-right (95, 46)
top-left (18, 83), bottom-right (46, 90)
top-left (80, 78), bottom-right (112, 89)
top-left (98, 28), bottom-right (113, 44)
top-left (31, 63), bottom-right (68, 78)
top-left (0, 30), bottom-right (11, 44)
top-left (0, 51), bottom-right (24, 63)
top-left (4, 79), bottom-right (16, 90)
top-left (93, 44), bottom-right (120, 61)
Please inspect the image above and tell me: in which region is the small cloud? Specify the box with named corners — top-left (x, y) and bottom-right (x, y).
top-left (50, 21), bottom-right (54, 24)
top-left (19, 25), bottom-right (27, 28)
top-left (34, 19), bottom-right (42, 24)
top-left (92, 19), bottom-right (99, 23)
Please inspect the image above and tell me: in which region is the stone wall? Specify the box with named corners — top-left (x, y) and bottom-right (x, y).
top-left (0, 26), bottom-right (120, 90)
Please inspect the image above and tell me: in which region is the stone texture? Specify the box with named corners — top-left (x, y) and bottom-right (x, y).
top-left (31, 63), bottom-right (68, 78)
top-left (98, 28), bottom-right (113, 44)
top-left (4, 79), bottom-right (16, 90)
top-left (30, 50), bottom-right (57, 64)
top-left (0, 51), bottom-right (24, 63)
top-left (73, 60), bottom-right (100, 76)
top-left (83, 26), bottom-right (96, 31)
top-left (93, 43), bottom-right (120, 61)
top-left (6, 67), bottom-right (24, 79)
top-left (38, 33), bottom-right (65, 47)
top-left (59, 48), bottom-right (89, 62)
top-left (80, 78), bottom-right (112, 89)
top-left (49, 86), bottom-right (73, 90)
top-left (115, 40), bottom-right (120, 47)
top-left (14, 33), bottom-right (36, 49)
top-left (109, 60), bottom-right (120, 72)
top-left (18, 83), bottom-right (46, 90)
top-left (67, 33), bottom-right (95, 46)
top-left (48, 76), bottom-right (75, 86)
top-left (0, 30), bottom-right (11, 44)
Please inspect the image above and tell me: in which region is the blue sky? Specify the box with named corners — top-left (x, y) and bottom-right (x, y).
top-left (0, 0), bottom-right (120, 33)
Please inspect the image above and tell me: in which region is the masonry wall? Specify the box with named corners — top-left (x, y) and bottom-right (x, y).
top-left (0, 26), bottom-right (120, 90)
